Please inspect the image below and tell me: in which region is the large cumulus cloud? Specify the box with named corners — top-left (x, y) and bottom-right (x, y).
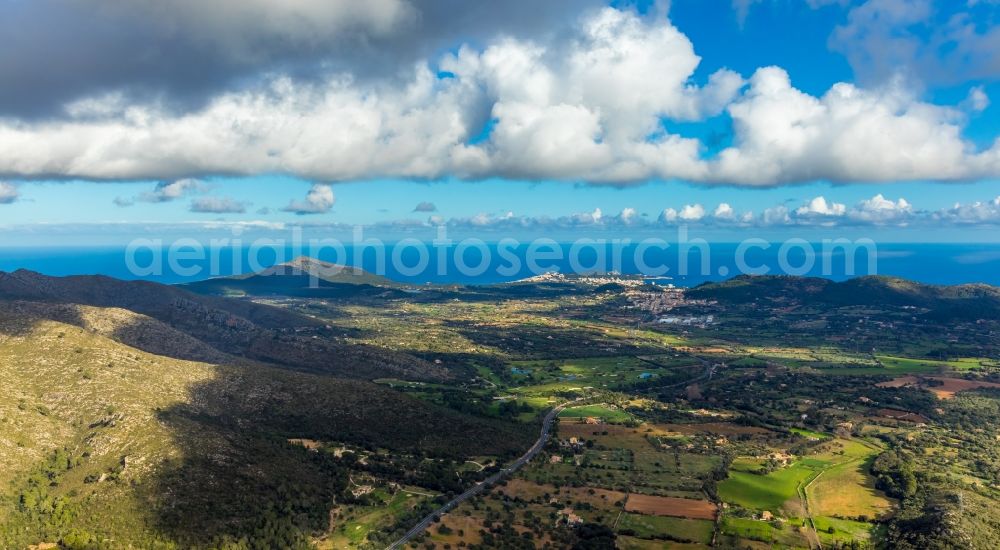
top-left (712, 67), bottom-right (998, 184)
top-left (0, 4), bottom-right (997, 186)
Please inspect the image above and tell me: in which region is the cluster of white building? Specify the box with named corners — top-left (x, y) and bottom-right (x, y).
top-left (656, 315), bottom-right (714, 326)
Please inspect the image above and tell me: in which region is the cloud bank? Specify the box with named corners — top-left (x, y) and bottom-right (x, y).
top-left (0, 4), bottom-right (996, 187)
top-left (436, 194), bottom-right (1000, 231)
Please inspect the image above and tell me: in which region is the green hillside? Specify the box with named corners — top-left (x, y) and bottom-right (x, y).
top-left (689, 274), bottom-right (1000, 321)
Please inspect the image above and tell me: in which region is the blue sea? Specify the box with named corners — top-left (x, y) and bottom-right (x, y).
top-left (1, 242), bottom-right (999, 287)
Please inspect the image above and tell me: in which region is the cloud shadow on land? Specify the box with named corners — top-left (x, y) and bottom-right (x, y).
top-left (143, 363), bottom-right (537, 546)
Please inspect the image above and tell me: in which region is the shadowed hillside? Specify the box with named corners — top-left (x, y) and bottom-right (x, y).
top-left (0, 269), bottom-right (447, 381)
top-left (0, 302), bottom-right (535, 548)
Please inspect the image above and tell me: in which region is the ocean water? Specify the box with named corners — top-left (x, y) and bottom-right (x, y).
top-left (0, 242), bottom-right (999, 287)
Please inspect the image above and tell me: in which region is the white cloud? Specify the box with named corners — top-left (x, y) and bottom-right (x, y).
top-left (190, 196), bottom-right (249, 214)
top-left (713, 203), bottom-right (735, 219)
top-left (711, 202), bottom-right (755, 225)
top-left (447, 210), bottom-right (524, 229)
top-left (282, 183), bottom-right (335, 215)
top-left (468, 213), bottom-right (493, 226)
top-left (617, 207), bottom-right (639, 225)
top-left (563, 8), bottom-right (741, 129)
top-left (847, 193), bottom-right (913, 224)
top-left (0, 8), bottom-right (723, 185)
top-left (934, 196), bottom-right (1000, 224)
top-left (438, 195), bottom-right (922, 229)
top-left (755, 193), bottom-right (913, 226)
top-left (571, 208), bottom-right (604, 225)
top-left (762, 205), bottom-right (792, 226)
top-left (413, 201), bottom-right (437, 212)
top-left (712, 67), bottom-right (995, 185)
top-left (678, 204), bottom-right (705, 221)
top-left (796, 196), bottom-right (846, 217)
top-left (137, 179), bottom-right (207, 203)
top-left (963, 86), bottom-right (990, 113)
top-left (0, 182), bottom-right (18, 204)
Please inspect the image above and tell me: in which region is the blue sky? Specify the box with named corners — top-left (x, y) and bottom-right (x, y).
top-left (1, 0), bottom-right (1000, 244)
top-left (7, 176), bottom-right (1000, 227)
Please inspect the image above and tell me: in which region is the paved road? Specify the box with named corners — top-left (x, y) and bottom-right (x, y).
top-left (385, 398), bottom-right (581, 550)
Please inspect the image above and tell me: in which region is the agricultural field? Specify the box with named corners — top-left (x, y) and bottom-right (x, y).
top-left (813, 516), bottom-right (882, 547)
top-left (416, 417), bottom-right (726, 548)
top-left (807, 440), bottom-right (892, 520)
top-left (718, 516), bottom-right (812, 548)
top-left (876, 355), bottom-right (995, 373)
top-left (623, 495), bottom-right (717, 520)
top-left (616, 513), bottom-right (714, 544)
top-left (559, 404), bottom-right (635, 423)
top-left (719, 459), bottom-right (823, 513)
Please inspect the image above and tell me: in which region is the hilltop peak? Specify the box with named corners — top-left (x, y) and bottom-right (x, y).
top-left (182, 255), bottom-right (400, 296)
top-left (260, 256), bottom-right (347, 276)
top-left (282, 256), bottom-right (344, 271)
top-left (258, 256), bottom-right (376, 280)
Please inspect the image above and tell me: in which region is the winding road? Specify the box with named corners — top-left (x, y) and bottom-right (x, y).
top-left (385, 398), bottom-right (581, 550)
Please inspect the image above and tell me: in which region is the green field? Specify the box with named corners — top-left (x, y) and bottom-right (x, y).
top-left (820, 355), bottom-right (996, 376)
top-left (719, 516), bottom-right (776, 542)
top-left (617, 513), bottom-right (714, 544)
top-left (807, 439), bottom-right (892, 519)
top-left (814, 516), bottom-right (878, 546)
top-left (559, 404), bottom-right (634, 422)
top-left (718, 459), bottom-right (828, 512)
top-left (878, 355), bottom-right (994, 372)
top-left (720, 516), bottom-right (812, 547)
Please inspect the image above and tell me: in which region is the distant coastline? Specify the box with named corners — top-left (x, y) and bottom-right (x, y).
top-left (2, 242), bottom-right (1000, 287)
